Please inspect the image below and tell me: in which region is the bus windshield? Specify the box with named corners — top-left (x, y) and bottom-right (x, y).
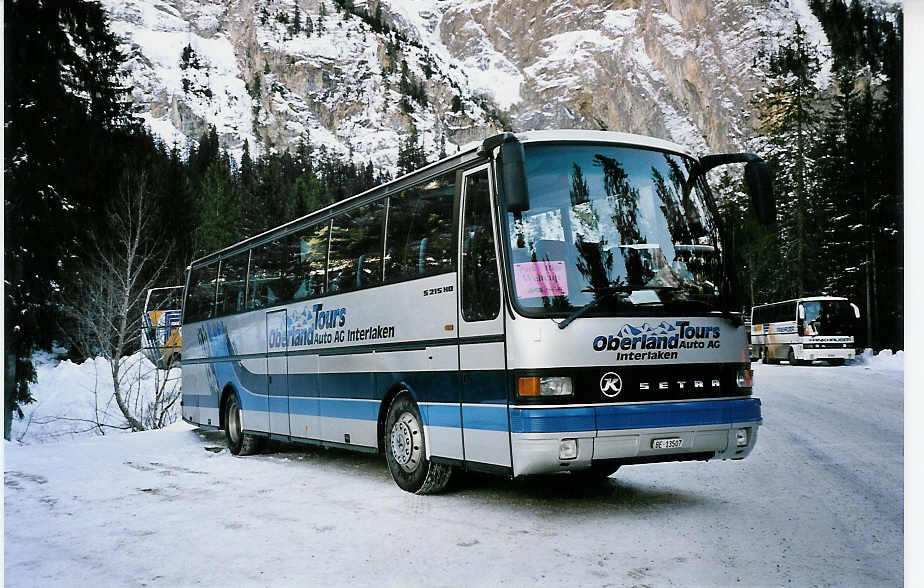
top-left (147, 287), bottom-right (183, 311)
top-left (802, 299), bottom-right (855, 336)
top-left (505, 143), bottom-right (724, 317)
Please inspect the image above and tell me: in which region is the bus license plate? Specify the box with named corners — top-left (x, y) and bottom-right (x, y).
top-left (652, 438), bottom-right (683, 449)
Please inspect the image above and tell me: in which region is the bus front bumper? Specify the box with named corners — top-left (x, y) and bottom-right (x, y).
top-left (798, 346), bottom-right (855, 362)
top-left (509, 398), bottom-right (761, 477)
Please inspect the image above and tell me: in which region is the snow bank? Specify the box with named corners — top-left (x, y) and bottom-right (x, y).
top-left (8, 351), bottom-right (181, 446)
top-left (854, 348), bottom-right (904, 371)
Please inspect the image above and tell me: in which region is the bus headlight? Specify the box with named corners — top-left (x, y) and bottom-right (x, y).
top-left (518, 376), bottom-right (573, 398)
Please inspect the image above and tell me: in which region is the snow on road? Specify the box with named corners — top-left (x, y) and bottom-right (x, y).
top-left (4, 361), bottom-right (903, 586)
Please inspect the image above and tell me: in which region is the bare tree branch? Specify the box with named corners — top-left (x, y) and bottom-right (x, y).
top-left (61, 172), bottom-right (177, 432)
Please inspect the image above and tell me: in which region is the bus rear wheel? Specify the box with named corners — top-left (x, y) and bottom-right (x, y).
top-left (384, 394), bottom-right (452, 494)
top-left (827, 358), bottom-right (846, 366)
top-left (224, 393), bottom-right (262, 456)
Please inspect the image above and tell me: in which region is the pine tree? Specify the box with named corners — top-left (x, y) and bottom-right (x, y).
top-left (753, 23), bottom-right (823, 298)
top-left (290, 3), bottom-right (302, 36)
top-left (396, 126), bottom-right (427, 175)
top-left (317, 2), bottom-right (327, 36)
top-left (4, 0), bottom-right (136, 437)
top-left (304, 12), bottom-right (314, 36)
top-left (196, 158), bottom-right (241, 255)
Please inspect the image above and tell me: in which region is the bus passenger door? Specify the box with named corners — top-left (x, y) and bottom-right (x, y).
top-left (266, 310), bottom-right (290, 437)
top-left (457, 165), bottom-right (510, 468)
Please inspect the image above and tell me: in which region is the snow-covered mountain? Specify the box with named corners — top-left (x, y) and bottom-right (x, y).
top-left (99, 0), bottom-right (876, 170)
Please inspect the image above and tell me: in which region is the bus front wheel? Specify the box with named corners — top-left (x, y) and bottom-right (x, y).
top-left (224, 393), bottom-right (262, 456)
top-left (384, 394), bottom-right (452, 494)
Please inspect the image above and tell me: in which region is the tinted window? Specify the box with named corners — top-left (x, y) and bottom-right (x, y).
top-left (385, 171), bottom-right (455, 281)
top-left (288, 223), bottom-right (330, 299)
top-left (148, 287), bottom-right (182, 311)
top-left (185, 262), bottom-right (219, 322)
top-left (328, 202), bottom-right (385, 294)
top-left (216, 252), bottom-right (250, 316)
top-left (461, 169), bottom-right (500, 321)
top-left (248, 239), bottom-right (291, 310)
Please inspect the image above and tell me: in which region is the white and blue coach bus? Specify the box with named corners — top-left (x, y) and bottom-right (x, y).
top-left (181, 130), bottom-right (776, 494)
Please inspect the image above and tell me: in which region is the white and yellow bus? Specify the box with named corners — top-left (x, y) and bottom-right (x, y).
top-left (141, 286), bottom-right (183, 369)
top-left (750, 296), bottom-right (859, 366)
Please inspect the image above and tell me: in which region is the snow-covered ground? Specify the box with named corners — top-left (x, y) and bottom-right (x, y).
top-left (7, 351), bottom-right (181, 446)
top-left (4, 357), bottom-right (903, 585)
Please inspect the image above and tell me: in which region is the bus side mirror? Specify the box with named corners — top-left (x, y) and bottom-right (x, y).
top-left (500, 139), bottom-right (530, 213)
top-left (798, 304), bottom-right (805, 320)
top-left (851, 303), bottom-right (861, 319)
top-left (744, 160), bottom-right (775, 225)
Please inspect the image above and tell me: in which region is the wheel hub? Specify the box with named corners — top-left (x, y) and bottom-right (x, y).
top-left (228, 402), bottom-right (241, 444)
top-left (390, 412), bottom-right (421, 473)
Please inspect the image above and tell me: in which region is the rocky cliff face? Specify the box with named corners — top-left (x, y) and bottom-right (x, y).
top-left (102, 0), bottom-right (837, 169)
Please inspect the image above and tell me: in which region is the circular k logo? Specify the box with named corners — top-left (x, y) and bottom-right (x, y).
top-left (600, 372), bottom-right (623, 398)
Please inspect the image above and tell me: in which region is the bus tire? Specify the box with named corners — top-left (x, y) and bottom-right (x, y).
top-left (224, 393), bottom-right (262, 456)
top-left (827, 358), bottom-right (846, 366)
top-left (787, 347), bottom-right (804, 366)
top-left (384, 394), bottom-right (452, 494)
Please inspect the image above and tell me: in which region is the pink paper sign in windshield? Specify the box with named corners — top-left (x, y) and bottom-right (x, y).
top-left (514, 261), bottom-right (569, 298)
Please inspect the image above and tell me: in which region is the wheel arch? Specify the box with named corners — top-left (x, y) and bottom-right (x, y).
top-left (218, 384), bottom-right (239, 431)
top-left (377, 382), bottom-right (420, 454)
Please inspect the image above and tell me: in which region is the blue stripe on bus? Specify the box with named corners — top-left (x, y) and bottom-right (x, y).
top-left (422, 404), bottom-right (462, 428)
top-left (205, 364), bottom-right (502, 405)
top-left (319, 399), bottom-right (379, 421)
top-left (461, 404), bottom-right (508, 431)
top-left (508, 399), bottom-right (761, 434)
top-left (288, 396), bottom-right (318, 414)
top-left (461, 370), bottom-right (507, 404)
top-left (509, 406), bottom-right (595, 434)
top-left (218, 397), bottom-right (761, 435)
top-left (594, 398), bottom-right (761, 431)
top-left (268, 395), bottom-right (289, 415)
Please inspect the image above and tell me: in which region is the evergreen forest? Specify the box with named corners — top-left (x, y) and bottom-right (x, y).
top-left (4, 0), bottom-right (903, 433)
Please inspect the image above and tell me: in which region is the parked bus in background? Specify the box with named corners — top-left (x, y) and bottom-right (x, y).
top-left (181, 130), bottom-right (775, 494)
top-left (141, 286), bottom-right (183, 369)
top-left (750, 296), bottom-right (860, 366)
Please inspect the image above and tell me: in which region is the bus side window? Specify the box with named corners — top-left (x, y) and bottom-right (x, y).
top-left (328, 202), bottom-right (384, 294)
top-left (216, 252), bottom-right (249, 316)
top-left (248, 238), bottom-right (297, 311)
top-left (247, 243), bottom-right (269, 311)
top-left (185, 262), bottom-right (219, 322)
top-left (461, 169), bottom-right (500, 322)
top-left (385, 172), bottom-right (455, 282)
top-left (287, 223), bottom-right (329, 300)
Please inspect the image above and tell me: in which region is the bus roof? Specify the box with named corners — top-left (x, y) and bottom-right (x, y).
top-left (188, 129), bottom-right (698, 268)
top-left (753, 296), bottom-right (850, 308)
